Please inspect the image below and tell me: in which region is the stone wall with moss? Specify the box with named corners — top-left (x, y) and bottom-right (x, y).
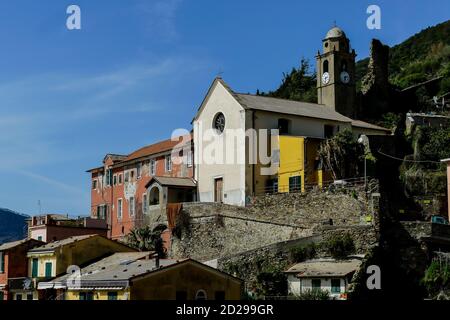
top-left (169, 184), bottom-right (377, 262)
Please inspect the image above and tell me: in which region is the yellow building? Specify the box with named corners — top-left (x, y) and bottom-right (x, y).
top-left (25, 234), bottom-right (134, 300)
top-left (42, 253), bottom-right (243, 300)
top-left (277, 135), bottom-right (328, 193)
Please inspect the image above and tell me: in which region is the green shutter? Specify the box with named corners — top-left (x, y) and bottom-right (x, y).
top-left (31, 259), bottom-right (38, 278)
top-left (108, 292), bottom-right (118, 300)
top-left (0, 291), bottom-right (4, 300)
top-left (45, 262), bottom-right (52, 278)
top-left (312, 279), bottom-right (321, 291)
top-left (0, 252), bottom-right (4, 273)
top-left (331, 279), bottom-right (341, 293)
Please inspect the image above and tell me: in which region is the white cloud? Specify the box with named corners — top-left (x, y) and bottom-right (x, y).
top-left (135, 0), bottom-right (182, 41)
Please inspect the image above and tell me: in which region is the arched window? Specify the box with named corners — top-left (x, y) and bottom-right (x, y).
top-left (341, 61), bottom-right (347, 71)
top-left (149, 186), bottom-right (160, 205)
top-left (323, 60), bottom-right (329, 73)
top-left (195, 290), bottom-right (207, 301)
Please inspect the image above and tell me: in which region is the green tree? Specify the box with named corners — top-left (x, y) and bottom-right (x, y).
top-left (126, 225), bottom-right (167, 258)
top-left (318, 129), bottom-right (364, 180)
top-left (422, 259), bottom-right (450, 298)
top-left (324, 234), bottom-right (356, 260)
top-left (418, 126), bottom-right (450, 162)
top-left (263, 58), bottom-right (317, 103)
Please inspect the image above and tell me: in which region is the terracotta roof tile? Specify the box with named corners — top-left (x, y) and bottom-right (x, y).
top-left (122, 134), bottom-right (192, 163)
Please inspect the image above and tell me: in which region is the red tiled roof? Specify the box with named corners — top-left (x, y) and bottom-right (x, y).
top-left (87, 135), bottom-right (192, 172)
top-left (123, 134), bottom-right (192, 163)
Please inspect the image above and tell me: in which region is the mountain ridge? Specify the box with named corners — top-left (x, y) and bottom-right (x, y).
top-left (0, 207), bottom-right (29, 244)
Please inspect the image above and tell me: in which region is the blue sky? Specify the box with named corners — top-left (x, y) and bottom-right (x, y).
top-left (0, 0), bottom-right (448, 216)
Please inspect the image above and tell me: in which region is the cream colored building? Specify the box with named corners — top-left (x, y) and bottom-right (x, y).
top-left (192, 27), bottom-right (390, 207)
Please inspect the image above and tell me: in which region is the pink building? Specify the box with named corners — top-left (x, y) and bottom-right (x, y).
top-left (28, 214), bottom-right (108, 243)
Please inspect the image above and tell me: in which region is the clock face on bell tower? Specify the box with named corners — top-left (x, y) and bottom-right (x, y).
top-left (316, 26), bottom-right (357, 118)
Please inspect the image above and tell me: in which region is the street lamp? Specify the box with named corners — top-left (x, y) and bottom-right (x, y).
top-left (358, 135), bottom-right (368, 191)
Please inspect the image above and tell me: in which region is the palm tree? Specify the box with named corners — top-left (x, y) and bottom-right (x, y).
top-left (126, 225), bottom-right (167, 258)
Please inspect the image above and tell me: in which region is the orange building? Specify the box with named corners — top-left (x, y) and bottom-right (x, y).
top-left (87, 135), bottom-right (194, 240)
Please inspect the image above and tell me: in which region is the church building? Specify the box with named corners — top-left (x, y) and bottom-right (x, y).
top-left (193, 26), bottom-right (390, 207)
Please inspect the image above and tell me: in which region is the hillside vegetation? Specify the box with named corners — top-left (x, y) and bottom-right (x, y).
top-left (0, 208), bottom-right (29, 244)
top-left (264, 20), bottom-right (450, 100)
top-left (357, 20), bottom-right (450, 93)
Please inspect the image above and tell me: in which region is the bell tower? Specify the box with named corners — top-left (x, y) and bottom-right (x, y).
top-left (316, 26), bottom-right (357, 118)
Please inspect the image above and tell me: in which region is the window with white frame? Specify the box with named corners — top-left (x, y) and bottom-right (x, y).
top-left (165, 155), bottom-right (172, 172)
top-left (118, 174), bottom-right (123, 184)
top-left (137, 163), bottom-right (142, 178)
top-left (187, 151), bottom-right (193, 167)
top-left (129, 197), bottom-right (135, 216)
top-left (117, 199), bottom-right (123, 220)
top-left (150, 159), bottom-right (156, 176)
top-left (124, 171), bottom-right (129, 183)
top-left (195, 290), bottom-right (207, 301)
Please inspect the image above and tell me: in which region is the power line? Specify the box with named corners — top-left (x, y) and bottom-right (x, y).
top-left (377, 149), bottom-right (442, 164)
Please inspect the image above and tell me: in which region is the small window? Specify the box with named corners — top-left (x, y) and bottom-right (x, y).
top-left (165, 155), bottom-right (172, 172)
top-left (0, 252), bottom-right (4, 273)
top-left (187, 151), bottom-right (193, 167)
top-left (130, 170), bottom-right (135, 179)
top-left (137, 163), bottom-right (142, 178)
top-left (0, 291), bottom-right (4, 300)
top-left (15, 294), bottom-right (23, 301)
top-left (113, 175), bottom-right (117, 186)
top-left (27, 294), bottom-right (33, 300)
top-left (324, 125), bottom-right (334, 138)
top-left (118, 174), bottom-right (123, 184)
top-left (45, 262), bottom-right (52, 277)
top-left (278, 119), bottom-right (290, 135)
top-left (117, 199), bottom-right (123, 220)
top-left (124, 172), bottom-right (129, 183)
top-left (331, 279), bottom-right (341, 293)
top-left (312, 279), bottom-right (321, 291)
top-left (129, 197), bottom-right (135, 217)
top-left (195, 290), bottom-right (207, 301)
top-left (150, 160), bottom-right (156, 176)
top-left (31, 258), bottom-right (38, 278)
top-left (108, 292), bottom-right (118, 300)
top-left (323, 60), bottom-right (329, 73)
top-left (289, 176), bottom-right (301, 193)
top-left (97, 205), bottom-right (106, 220)
top-left (106, 169), bottom-right (113, 186)
top-left (79, 292), bottom-right (94, 301)
top-left (92, 180), bottom-right (97, 190)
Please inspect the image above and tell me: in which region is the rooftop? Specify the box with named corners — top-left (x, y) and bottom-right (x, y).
top-left (43, 253), bottom-right (181, 289)
top-left (285, 258), bottom-right (363, 278)
top-left (234, 93), bottom-right (352, 123)
top-left (87, 135), bottom-right (192, 172)
top-left (146, 176), bottom-right (197, 188)
top-left (28, 234), bottom-right (98, 253)
top-left (0, 238), bottom-right (42, 251)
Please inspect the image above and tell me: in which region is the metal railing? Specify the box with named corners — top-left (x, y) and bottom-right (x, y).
top-left (255, 176), bottom-right (369, 195)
